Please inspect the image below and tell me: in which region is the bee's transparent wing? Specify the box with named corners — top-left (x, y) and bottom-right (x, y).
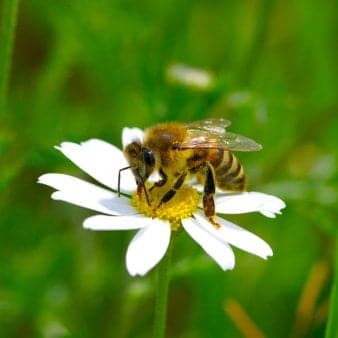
top-left (181, 119), bottom-right (262, 152)
top-left (217, 132), bottom-right (262, 151)
top-left (186, 118), bottom-right (231, 134)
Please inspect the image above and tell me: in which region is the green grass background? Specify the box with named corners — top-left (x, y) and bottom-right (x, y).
top-left (0, 0), bottom-right (337, 337)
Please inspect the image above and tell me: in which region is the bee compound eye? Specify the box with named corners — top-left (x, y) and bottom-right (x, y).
top-left (143, 148), bottom-right (155, 166)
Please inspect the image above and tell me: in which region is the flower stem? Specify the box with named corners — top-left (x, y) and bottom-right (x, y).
top-left (153, 239), bottom-right (173, 338)
top-left (0, 0), bottom-right (20, 113)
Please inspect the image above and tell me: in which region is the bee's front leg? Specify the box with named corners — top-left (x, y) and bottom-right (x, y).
top-left (150, 168), bottom-right (167, 191)
top-left (137, 182), bottom-right (151, 206)
top-left (157, 171), bottom-right (187, 208)
top-left (203, 163), bottom-right (221, 228)
top-left (137, 184), bottom-right (143, 198)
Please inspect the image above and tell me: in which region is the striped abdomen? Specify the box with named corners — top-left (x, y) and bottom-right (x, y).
top-left (213, 150), bottom-right (246, 191)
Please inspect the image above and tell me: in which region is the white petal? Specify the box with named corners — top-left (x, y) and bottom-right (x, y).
top-left (83, 214), bottom-right (151, 230)
top-left (215, 192), bottom-right (286, 218)
top-left (122, 127), bottom-right (144, 149)
top-left (194, 212), bottom-right (273, 259)
top-left (56, 139), bottom-right (136, 193)
top-left (182, 218), bottom-right (235, 270)
top-left (126, 220), bottom-right (171, 276)
top-left (38, 173), bottom-right (135, 215)
top-left (148, 170), bottom-right (161, 183)
top-left (260, 210), bottom-right (278, 218)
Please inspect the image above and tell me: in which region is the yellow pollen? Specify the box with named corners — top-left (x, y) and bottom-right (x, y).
top-left (131, 183), bottom-right (200, 230)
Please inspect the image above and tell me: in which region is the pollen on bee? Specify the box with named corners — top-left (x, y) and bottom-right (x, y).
top-left (131, 183), bottom-right (200, 230)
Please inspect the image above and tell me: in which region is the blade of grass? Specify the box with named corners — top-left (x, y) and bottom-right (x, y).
top-left (290, 261), bottom-right (329, 338)
top-left (325, 236), bottom-right (338, 338)
top-left (0, 0), bottom-right (20, 113)
top-left (224, 299), bottom-right (266, 338)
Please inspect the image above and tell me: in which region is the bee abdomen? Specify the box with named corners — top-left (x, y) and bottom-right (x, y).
top-left (215, 151), bottom-right (246, 191)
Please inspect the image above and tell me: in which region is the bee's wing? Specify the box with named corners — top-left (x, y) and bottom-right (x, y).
top-left (180, 130), bottom-right (221, 148)
top-left (185, 118), bottom-right (232, 133)
top-left (217, 132), bottom-right (262, 151)
top-left (180, 128), bottom-right (262, 152)
top-left (181, 118), bottom-right (230, 148)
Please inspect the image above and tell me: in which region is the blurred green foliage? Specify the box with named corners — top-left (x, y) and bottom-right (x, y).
top-left (0, 0), bottom-right (337, 337)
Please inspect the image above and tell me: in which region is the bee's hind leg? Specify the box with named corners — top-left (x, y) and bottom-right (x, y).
top-left (157, 172), bottom-right (187, 208)
top-left (203, 163), bottom-right (221, 228)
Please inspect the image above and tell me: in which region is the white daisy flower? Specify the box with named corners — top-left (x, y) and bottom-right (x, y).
top-left (38, 128), bottom-right (285, 277)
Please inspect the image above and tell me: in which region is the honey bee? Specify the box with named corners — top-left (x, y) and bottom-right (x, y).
top-left (120, 119), bottom-right (262, 226)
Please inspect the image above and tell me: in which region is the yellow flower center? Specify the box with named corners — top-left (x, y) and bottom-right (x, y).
top-left (131, 183), bottom-right (200, 230)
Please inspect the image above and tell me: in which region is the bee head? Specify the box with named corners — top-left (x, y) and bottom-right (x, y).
top-left (124, 141), bottom-right (155, 186)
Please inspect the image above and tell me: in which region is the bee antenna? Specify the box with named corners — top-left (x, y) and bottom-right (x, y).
top-left (118, 166), bottom-right (131, 197)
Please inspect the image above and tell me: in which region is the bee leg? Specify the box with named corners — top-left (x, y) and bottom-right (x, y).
top-left (158, 172), bottom-right (187, 208)
top-left (137, 184), bottom-right (143, 198)
top-left (150, 168), bottom-right (167, 191)
top-left (137, 182), bottom-right (151, 206)
top-left (203, 163), bottom-right (221, 228)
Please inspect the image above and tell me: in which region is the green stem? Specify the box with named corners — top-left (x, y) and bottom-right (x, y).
top-left (0, 0), bottom-right (20, 112)
top-left (326, 235), bottom-right (338, 338)
top-left (153, 239), bottom-right (173, 338)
